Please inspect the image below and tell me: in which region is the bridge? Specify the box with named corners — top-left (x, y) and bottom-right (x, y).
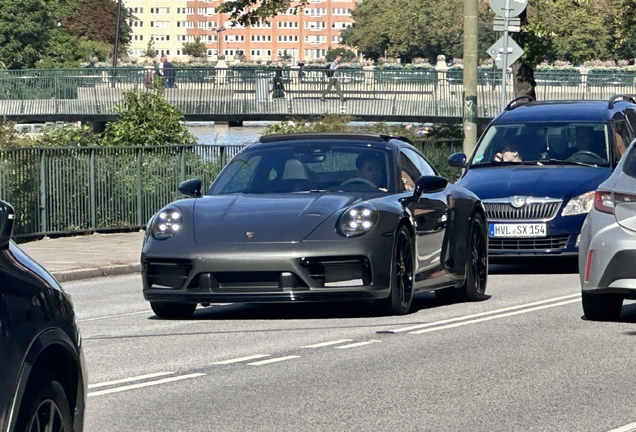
top-left (1, 67), bottom-right (634, 125)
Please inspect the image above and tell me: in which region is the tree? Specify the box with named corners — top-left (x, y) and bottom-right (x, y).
top-left (64, 0), bottom-right (131, 46)
top-left (102, 84), bottom-right (196, 147)
top-left (340, 0), bottom-right (492, 62)
top-left (326, 47), bottom-right (356, 62)
top-left (144, 40), bottom-right (156, 58)
top-left (182, 36), bottom-right (207, 58)
top-left (217, 0), bottom-right (307, 27)
top-left (0, 0), bottom-right (53, 68)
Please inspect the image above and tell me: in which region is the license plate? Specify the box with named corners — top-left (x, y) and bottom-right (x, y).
top-left (489, 223), bottom-right (547, 238)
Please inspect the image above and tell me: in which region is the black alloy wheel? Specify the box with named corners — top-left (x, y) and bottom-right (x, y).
top-left (582, 292), bottom-right (623, 321)
top-left (465, 212), bottom-right (488, 300)
top-left (19, 379), bottom-right (73, 432)
top-left (436, 212), bottom-right (488, 303)
top-left (150, 302), bottom-right (197, 319)
top-left (383, 225), bottom-right (414, 315)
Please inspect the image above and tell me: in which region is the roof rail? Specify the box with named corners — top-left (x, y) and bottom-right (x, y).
top-left (504, 95), bottom-right (535, 111)
top-left (608, 94), bottom-right (636, 109)
top-left (259, 132), bottom-right (394, 143)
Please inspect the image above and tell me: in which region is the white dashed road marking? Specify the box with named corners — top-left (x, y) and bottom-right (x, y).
top-left (334, 340), bottom-right (381, 349)
top-left (389, 294), bottom-right (581, 333)
top-left (302, 339), bottom-right (353, 348)
top-left (409, 299), bottom-right (579, 334)
top-left (88, 373), bottom-right (206, 397)
top-left (248, 355), bottom-right (301, 366)
top-left (212, 354), bottom-right (271, 365)
top-left (88, 372), bottom-right (174, 389)
top-left (606, 421), bottom-right (636, 432)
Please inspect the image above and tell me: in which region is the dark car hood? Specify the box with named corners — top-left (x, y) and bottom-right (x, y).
top-left (193, 194), bottom-right (359, 244)
top-left (457, 165), bottom-right (611, 200)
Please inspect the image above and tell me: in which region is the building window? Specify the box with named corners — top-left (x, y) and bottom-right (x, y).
top-left (150, 7), bottom-right (170, 14)
top-left (177, 21), bottom-right (194, 28)
top-left (332, 8), bottom-right (352, 15)
top-left (150, 21), bottom-right (170, 28)
top-left (198, 7), bottom-right (215, 15)
top-left (224, 34), bottom-right (245, 42)
top-left (277, 21), bottom-right (299, 28)
top-left (198, 21), bottom-right (218, 29)
top-left (304, 21), bottom-right (326, 30)
top-left (304, 35), bottom-right (327, 43)
top-left (304, 8), bottom-right (326, 17)
top-left (207, 49), bottom-right (218, 55)
top-left (277, 35), bottom-right (298, 42)
top-left (332, 22), bottom-right (352, 29)
top-left (251, 35), bottom-right (272, 42)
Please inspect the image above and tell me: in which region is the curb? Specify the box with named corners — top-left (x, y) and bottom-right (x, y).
top-left (52, 263), bottom-right (142, 283)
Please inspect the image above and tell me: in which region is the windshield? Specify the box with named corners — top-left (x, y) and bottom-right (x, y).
top-left (208, 143), bottom-right (395, 195)
top-left (471, 123), bottom-right (610, 167)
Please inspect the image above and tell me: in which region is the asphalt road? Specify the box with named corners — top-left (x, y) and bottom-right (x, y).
top-left (66, 261), bottom-right (636, 432)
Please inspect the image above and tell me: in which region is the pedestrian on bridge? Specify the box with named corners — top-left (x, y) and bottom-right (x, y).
top-left (158, 54), bottom-right (176, 88)
top-left (321, 55), bottom-right (345, 103)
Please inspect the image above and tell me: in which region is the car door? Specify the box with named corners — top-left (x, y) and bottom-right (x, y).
top-left (399, 147), bottom-right (449, 289)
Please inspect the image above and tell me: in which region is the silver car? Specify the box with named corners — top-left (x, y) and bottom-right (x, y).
top-left (579, 140), bottom-right (636, 320)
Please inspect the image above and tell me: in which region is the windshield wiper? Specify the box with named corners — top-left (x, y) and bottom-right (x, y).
top-left (539, 159), bottom-right (598, 168)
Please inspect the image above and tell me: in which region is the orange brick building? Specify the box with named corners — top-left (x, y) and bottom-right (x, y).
top-left (126, 0), bottom-right (356, 63)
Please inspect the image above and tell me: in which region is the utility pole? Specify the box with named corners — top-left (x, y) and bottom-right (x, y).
top-left (463, 0), bottom-right (479, 157)
top-left (112, 0), bottom-right (122, 88)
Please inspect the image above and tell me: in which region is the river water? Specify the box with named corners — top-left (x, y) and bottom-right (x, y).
top-left (186, 121), bottom-right (267, 146)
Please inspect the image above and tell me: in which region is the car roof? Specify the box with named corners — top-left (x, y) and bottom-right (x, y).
top-left (254, 132), bottom-right (412, 149)
top-left (493, 99), bottom-right (636, 124)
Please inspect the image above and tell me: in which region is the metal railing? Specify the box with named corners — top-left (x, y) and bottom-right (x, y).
top-left (0, 140), bottom-right (463, 238)
top-left (2, 68), bottom-right (634, 122)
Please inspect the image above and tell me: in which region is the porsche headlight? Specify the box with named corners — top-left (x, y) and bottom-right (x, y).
top-left (338, 202), bottom-right (378, 237)
top-left (151, 207), bottom-right (182, 240)
top-left (562, 191), bottom-right (595, 216)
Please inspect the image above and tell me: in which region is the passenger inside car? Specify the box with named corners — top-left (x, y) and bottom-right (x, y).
top-left (494, 144), bottom-right (522, 162)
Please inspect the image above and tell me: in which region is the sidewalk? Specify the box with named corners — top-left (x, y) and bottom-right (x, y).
top-left (19, 231), bottom-right (146, 283)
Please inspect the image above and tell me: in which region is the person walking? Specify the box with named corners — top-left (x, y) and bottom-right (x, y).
top-left (272, 62), bottom-right (285, 98)
top-left (158, 54), bottom-right (176, 88)
top-left (321, 55), bottom-right (345, 102)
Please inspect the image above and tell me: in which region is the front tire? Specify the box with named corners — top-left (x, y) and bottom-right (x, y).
top-left (151, 302), bottom-right (197, 319)
top-left (17, 378), bottom-right (73, 432)
top-left (435, 212), bottom-right (488, 303)
top-left (582, 292), bottom-right (623, 321)
top-left (381, 225), bottom-right (414, 315)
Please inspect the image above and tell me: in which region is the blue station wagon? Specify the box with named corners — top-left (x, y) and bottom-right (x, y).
top-left (449, 95), bottom-right (636, 258)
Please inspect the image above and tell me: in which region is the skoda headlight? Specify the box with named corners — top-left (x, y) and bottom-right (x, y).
top-left (151, 207), bottom-right (183, 240)
top-left (562, 191), bottom-right (595, 216)
top-left (338, 202), bottom-right (378, 237)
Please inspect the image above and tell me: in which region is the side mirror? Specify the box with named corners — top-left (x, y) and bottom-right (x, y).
top-left (178, 179), bottom-right (203, 198)
top-left (0, 200), bottom-right (15, 250)
top-left (413, 176), bottom-right (448, 200)
top-left (448, 152), bottom-right (467, 168)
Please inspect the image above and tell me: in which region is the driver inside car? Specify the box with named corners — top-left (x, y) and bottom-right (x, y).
top-left (352, 153), bottom-right (383, 187)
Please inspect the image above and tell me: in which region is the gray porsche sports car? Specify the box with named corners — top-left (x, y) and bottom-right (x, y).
top-left (141, 133), bottom-right (488, 318)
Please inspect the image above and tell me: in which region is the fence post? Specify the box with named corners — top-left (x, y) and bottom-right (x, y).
top-left (39, 149), bottom-right (48, 234)
top-left (89, 148), bottom-right (97, 229)
top-left (180, 146), bottom-right (186, 183)
top-left (136, 147), bottom-right (143, 226)
top-left (220, 146), bottom-right (227, 169)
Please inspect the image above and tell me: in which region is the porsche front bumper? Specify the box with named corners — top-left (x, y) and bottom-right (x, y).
top-left (142, 236), bottom-right (395, 303)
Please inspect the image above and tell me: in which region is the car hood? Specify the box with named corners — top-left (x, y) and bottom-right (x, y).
top-left (457, 165), bottom-right (611, 200)
top-left (193, 194), bottom-right (358, 244)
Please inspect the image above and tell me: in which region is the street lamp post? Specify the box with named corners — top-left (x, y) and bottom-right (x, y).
top-left (216, 26), bottom-right (226, 59)
top-left (112, 0), bottom-right (122, 88)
